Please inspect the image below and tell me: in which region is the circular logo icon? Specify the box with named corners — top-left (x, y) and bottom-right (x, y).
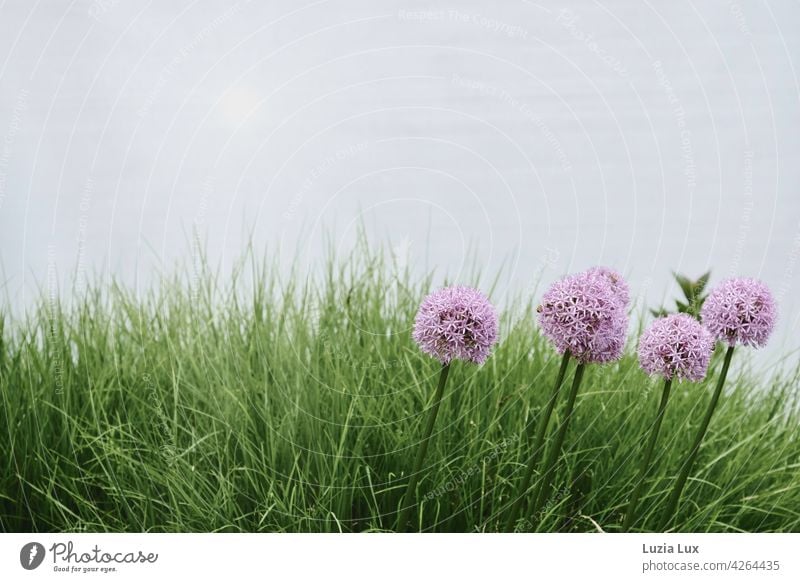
top-left (20, 542), bottom-right (45, 570)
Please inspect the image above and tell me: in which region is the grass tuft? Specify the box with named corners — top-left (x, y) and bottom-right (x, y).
top-left (1, 242), bottom-right (799, 532)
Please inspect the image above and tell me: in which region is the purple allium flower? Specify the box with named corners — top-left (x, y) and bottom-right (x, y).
top-left (701, 278), bottom-right (777, 348)
top-left (584, 266), bottom-right (630, 308)
top-left (413, 286), bottom-right (499, 364)
top-left (537, 271), bottom-right (628, 364)
top-left (638, 314), bottom-right (714, 381)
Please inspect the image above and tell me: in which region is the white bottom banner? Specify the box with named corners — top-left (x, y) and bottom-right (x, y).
top-left (1, 533), bottom-right (796, 581)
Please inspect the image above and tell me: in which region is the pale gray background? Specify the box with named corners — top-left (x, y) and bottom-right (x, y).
top-left (0, 0), bottom-right (798, 367)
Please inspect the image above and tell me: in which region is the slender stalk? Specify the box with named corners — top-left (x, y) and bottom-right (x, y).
top-left (622, 377), bottom-right (673, 531)
top-left (530, 362), bottom-right (587, 526)
top-left (659, 345), bottom-right (735, 530)
top-left (504, 351), bottom-right (571, 531)
top-left (396, 363), bottom-right (451, 532)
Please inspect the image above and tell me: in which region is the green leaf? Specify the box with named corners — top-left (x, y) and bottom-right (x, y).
top-left (673, 273), bottom-right (694, 301)
top-left (695, 271), bottom-right (711, 294)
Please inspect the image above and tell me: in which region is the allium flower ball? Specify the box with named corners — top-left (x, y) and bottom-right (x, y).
top-left (413, 286), bottom-right (499, 364)
top-left (584, 266), bottom-right (630, 308)
top-left (638, 314), bottom-right (714, 381)
top-left (537, 271), bottom-right (628, 364)
top-left (701, 278), bottom-right (777, 348)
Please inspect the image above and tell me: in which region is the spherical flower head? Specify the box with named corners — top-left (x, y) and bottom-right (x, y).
top-left (584, 266), bottom-right (630, 308)
top-left (413, 286), bottom-right (499, 364)
top-left (638, 314), bottom-right (714, 381)
top-left (701, 278), bottom-right (777, 348)
top-left (537, 271), bottom-right (628, 364)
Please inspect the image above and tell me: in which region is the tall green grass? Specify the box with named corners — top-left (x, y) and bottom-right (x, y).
top-left (1, 243), bottom-right (799, 532)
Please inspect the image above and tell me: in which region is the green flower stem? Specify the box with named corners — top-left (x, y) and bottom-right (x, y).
top-left (396, 362), bottom-right (451, 532)
top-left (504, 350), bottom-right (571, 531)
top-left (530, 362), bottom-right (587, 526)
top-left (622, 377), bottom-right (673, 531)
top-left (660, 345), bottom-right (735, 530)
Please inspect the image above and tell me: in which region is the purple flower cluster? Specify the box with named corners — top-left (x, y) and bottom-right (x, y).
top-left (411, 274), bottom-right (777, 372)
top-left (638, 314), bottom-right (714, 381)
top-left (412, 286), bottom-right (499, 364)
top-left (537, 269), bottom-right (629, 364)
top-left (585, 266), bottom-right (630, 308)
top-left (701, 278), bottom-right (777, 348)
